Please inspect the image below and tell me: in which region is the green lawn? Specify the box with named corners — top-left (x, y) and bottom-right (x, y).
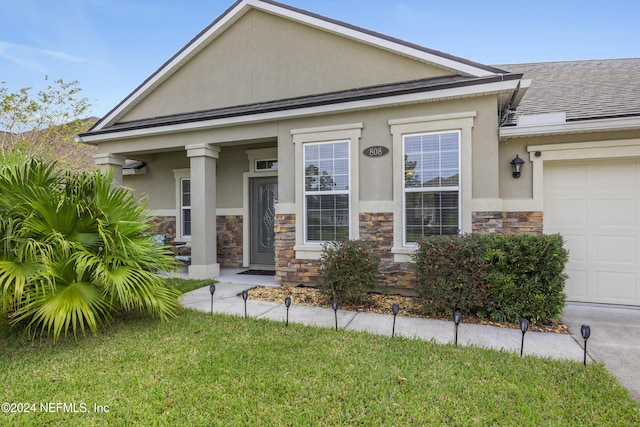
top-left (1, 309), bottom-right (639, 426)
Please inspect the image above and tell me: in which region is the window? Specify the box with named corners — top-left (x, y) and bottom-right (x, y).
top-left (304, 140), bottom-right (350, 242)
top-left (403, 131), bottom-right (460, 242)
top-left (256, 159), bottom-right (278, 171)
top-left (180, 178), bottom-right (191, 237)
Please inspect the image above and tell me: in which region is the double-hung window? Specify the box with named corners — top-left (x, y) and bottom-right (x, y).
top-left (180, 178), bottom-right (192, 238)
top-left (403, 131), bottom-right (460, 242)
top-left (304, 140), bottom-right (350, 242)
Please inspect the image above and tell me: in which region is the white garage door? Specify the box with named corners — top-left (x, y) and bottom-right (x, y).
top-left (544, 158), bottom-right (640, 306)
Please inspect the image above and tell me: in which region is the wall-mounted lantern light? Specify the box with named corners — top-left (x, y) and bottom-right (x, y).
top-left (511, 155), bottom-right (525, 179)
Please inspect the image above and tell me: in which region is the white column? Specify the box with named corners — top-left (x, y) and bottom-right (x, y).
top-left (186, 143), bottom-right (221, 279)
top-left (94, 153), bottom-right (125, 185)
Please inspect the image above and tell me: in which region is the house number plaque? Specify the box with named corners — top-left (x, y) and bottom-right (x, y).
top-left (363, 145), bottom-right (389, 158)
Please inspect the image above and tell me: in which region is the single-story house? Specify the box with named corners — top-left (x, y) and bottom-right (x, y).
top-left (78, 0), bottom-right (640, 306)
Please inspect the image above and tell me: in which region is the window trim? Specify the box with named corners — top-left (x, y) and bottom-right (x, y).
top-left (402, 130), bottom-right (461, 245)
top-left (291, 123), bottom-right (362, 259)
top-left (389, 112), bottom-right (476, 261)
top-left (173, 168), bottom-right (191, 242)
top-left (303, 140), bottom-right (351, 244)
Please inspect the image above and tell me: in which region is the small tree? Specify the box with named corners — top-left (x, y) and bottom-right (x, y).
top-left (1, 76), bottom-right (94, 170)
top-left (319, 240), bottom-right (380, 304)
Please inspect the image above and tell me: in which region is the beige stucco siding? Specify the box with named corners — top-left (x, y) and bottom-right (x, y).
top-left (116, 94), bottom-right (500, 210)
top-left (121, 9), bottom-right (454, 122)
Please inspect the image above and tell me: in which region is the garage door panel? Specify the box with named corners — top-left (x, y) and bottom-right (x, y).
top-left (545, 199), bottom-right (587, 226)
top-left (544, 158), bottom-right (640, 306)
top-left (562, 234), bottom-right (587, 263)
top-left (594, 235), bottom-right (637, 264)
top-left (564, 269), bottom-right (588, 299)
top-left (593, 199), bottom-right (637, 227)
top-left (594, 271), bottom-right (637, 302)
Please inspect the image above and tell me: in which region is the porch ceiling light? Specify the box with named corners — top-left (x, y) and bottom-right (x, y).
top-left (511, 154), bottom-right (525, 178)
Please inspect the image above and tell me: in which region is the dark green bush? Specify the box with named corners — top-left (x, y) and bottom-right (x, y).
top-left (413, 234), bottom-right (569, 323)
top-left (319, 240), bottom-right (380, 304)
top-left (414, 235), bottom-right (491, 316)
top-left (479, 234), bottom-right (568, 323)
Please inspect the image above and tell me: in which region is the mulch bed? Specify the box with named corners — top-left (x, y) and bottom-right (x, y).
top-left (245, 285), bottom-right (568, 334)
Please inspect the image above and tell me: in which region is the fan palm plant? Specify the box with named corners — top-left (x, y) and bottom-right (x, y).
top-left (0, 153), bottom-right (180, 341)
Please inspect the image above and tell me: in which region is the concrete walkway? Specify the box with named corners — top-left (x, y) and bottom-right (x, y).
top-left (179, 268), bottom-right (640, 401)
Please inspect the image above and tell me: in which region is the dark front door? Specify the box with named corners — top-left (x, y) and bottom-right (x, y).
top-left (250, 177), bottom-right (278, 266)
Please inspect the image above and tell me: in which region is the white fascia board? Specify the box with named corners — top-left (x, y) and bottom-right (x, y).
top-left (79, 79), bottom-right (520, 145)
top-left (253, 0), bottom-right (492, 77)
top-left (500, 116), bottom-right (640, 138)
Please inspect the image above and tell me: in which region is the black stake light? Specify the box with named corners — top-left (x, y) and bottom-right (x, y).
top-left (520, 318), bottom-right (529, 356)
top-left (581, 324), bottom-right (591, 369)
top-left (332, 299), bottom-right (339, 331)
top-left (453, 311), bottom-right (462, 346)
top-left (392, 304), bottom-right (400, 337)
top-left (285, 297), bottom-right (292, 326)
top-left (242, 290), bottom-right (249, 318)
top-left (209, 284), bottom-right (216, 314)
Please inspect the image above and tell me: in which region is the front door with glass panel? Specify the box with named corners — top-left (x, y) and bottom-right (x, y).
top-left (250, 177), bottom-right (278, 266)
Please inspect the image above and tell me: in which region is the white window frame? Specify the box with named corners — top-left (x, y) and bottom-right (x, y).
top-left (291, 123), bottom-right (362, 259)
top-left (402, 130), bottom-right (461, 244)
top-left (173, 168), bottom-right (191, 242)
top-left (303, 140), bottom-right (351, 244)
top-left (389, 112), bottom-right (476, 262)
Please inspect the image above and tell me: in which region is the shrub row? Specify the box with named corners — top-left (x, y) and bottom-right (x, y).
top-left (319, 234), bottom-right (568, 324)
top-left (414, 234), bottom-right (568, 323)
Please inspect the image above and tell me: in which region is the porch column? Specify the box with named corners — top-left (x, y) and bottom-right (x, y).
top-left (186, 143), bottom-right (221, 279)
top-left (94, 153), bottom-right (125, 185)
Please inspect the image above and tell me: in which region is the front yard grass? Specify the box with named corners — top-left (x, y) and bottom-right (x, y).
top-left (1, 308), bottom-right (639, 426)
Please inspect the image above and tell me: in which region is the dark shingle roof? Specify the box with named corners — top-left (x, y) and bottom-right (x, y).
top-left (81, 73), bottom-right (521, 136)
top-left (496, 58), bottom-right (640, 123)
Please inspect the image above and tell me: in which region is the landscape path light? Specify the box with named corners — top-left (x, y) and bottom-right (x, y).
top-left (285, 297), bottom-right (292, 326)
top-left (332, 300), bottom-right (339, 331)
top-left (581, 324), bottom-right (591, 370)
top-left (209, 284), bottom-right (216, 314)
top-left (392, 304), bottom-right (400, 337)
top-left (242, 290), bottom-right (249, 318)
top-left (520, 318), bottom-right (529, 356)
top-left (453, 311), bottom-right (462, 346)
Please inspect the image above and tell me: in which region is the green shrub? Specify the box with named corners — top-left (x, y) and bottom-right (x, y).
top-left (319, 240), bottom-right (380, 304)
top-left (480, 234), bottom-right (568, 323)
top-left (413, 234), bottom-right (569, 323)
top-left (414, 235), bottom-right (491, 316)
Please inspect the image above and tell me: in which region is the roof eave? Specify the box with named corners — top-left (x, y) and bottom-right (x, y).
top-left (500, 115), bottom-right (640, 139)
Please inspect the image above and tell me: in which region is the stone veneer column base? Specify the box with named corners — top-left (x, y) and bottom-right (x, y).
top-left (217, 215), bottom-right (243, 267)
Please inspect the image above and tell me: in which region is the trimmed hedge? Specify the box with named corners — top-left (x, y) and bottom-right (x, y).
top-left (319, 240), bottom-right (380, 304)
top-left (414, 234), bottom-right (568, 323)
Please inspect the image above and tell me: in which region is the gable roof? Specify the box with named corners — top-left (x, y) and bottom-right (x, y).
top-left (498, 58), bottom-right (640, 123)
top-left (89, 0), bottom-right (507, 133)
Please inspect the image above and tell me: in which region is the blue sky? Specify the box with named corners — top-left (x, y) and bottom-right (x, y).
top-left (1, 0), bottom-right (638, 117)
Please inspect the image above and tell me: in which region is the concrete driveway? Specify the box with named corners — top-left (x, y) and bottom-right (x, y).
top-left (562, 303), bottom-right (640, 401)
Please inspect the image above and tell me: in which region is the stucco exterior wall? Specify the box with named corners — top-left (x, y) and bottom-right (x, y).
top-left (121, 9), bottom-right (454, 122)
